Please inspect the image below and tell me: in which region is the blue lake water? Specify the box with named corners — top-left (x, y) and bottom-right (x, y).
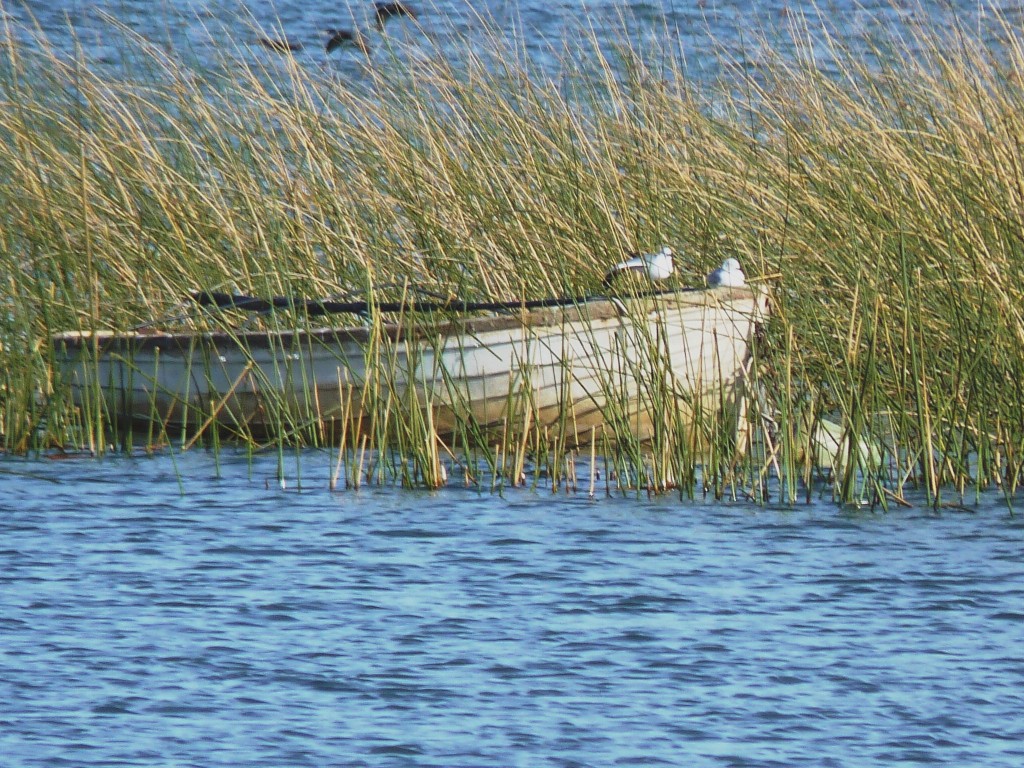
top-left (2, 452), bottom-right (1023, 767)
top-left (3, 0), bottom-right (1017, 83)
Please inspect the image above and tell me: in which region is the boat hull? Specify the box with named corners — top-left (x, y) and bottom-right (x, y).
top-left (52, 286), bottom-right (768, 444)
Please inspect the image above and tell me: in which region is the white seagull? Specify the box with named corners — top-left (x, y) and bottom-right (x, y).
top-left (603, 246), bottom-right (674, 286)
top-left (706, 257), bottom-right (745, 288)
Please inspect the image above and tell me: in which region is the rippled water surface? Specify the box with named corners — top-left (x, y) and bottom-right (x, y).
top-left (2, 0), bottom-right (1016, 82)
top-left (1, 452), bottom-right (1022, 767)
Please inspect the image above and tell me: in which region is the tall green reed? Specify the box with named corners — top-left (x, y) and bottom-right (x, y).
top-left (1, 6), bottom-right (1022, 501)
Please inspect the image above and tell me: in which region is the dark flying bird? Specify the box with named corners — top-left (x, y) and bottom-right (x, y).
top-left (326, 28), bottom-right (370, 54)
top-left (374, 1), bottom-right (417, 28)
top-left (257, 36), bottom-right (303, 54)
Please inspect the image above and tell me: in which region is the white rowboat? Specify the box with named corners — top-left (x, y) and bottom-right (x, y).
top-left (52, 285), bottom-right (769, 443)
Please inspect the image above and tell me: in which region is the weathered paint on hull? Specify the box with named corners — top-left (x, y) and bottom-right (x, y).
top-left (53, 286), bottom-right (768, 442)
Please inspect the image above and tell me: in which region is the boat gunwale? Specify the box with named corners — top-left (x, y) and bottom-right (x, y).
top-left (51, 285), bottom-right (763, 352)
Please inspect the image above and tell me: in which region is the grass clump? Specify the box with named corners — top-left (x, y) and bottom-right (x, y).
top-left (1, 5), bottom-right (1022, 503)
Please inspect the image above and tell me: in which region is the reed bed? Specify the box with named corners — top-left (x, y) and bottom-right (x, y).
top-left (2, 5), bottom-right (1022, 504)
